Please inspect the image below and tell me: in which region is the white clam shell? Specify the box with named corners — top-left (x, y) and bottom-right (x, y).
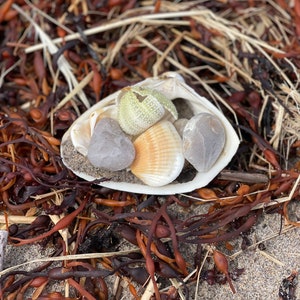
top-left (61, 72), bottom-right (239, 195)
top-left (131, 120), bottom-right (184, 187)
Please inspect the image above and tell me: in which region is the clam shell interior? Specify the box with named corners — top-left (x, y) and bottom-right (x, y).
top-left (61, 72), bottom-right (239, 195)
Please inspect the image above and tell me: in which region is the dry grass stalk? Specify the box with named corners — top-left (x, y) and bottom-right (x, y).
top-left (12, 3), bottom-right (91, 109)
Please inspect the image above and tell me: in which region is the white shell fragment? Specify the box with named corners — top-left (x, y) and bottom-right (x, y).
top-left (174, 118), bottom-right (189, 137)
top-left (70, 104), bottom-right (117, 156)
top-left (183, 113), bottom-right (225, 172)
top-left (61, 72), bottom-right (240, 195)
top-left (117, 86), bottom-right (178, 136)
top-left (87, 118), bottom-right (135, 171)
top-left (131, 121), bottom-right (184, 186)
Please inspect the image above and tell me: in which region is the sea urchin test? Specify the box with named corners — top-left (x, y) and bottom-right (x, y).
top-left (61, 72), bottom-right (239, 195)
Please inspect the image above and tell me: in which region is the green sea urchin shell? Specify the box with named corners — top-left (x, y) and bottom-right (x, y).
top-left (117, 86), bottom-right (178, 136)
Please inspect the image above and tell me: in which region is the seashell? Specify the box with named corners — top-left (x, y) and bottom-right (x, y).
top-left (173, 118), bottom-right (189, 137)
top-left (182, 113), bottom-right (225, 172)
top-left (117, 86), bottom-right (178, 136)
top-left (61, 72), bottom-right (240, 195)
top-left (130, 121), bottom-right (184, 187)
top-left (87, 118), bottom-right (135, 171)
top-left (70, 103), bottom-right (117, 156)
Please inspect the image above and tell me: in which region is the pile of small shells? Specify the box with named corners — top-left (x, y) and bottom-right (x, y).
top-left (61, 72), bottom-right (239, 195)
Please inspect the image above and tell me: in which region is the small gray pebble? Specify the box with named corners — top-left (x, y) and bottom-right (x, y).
top-left (87, 118), bottom-right (135, 171)
top-left (183, 113), bottom-right (225, 172)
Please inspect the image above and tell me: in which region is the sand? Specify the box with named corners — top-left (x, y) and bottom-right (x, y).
top-left (2, 207), bottom-right (299, 299)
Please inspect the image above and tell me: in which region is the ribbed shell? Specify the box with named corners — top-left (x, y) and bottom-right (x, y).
top-left (130, 121), bottom-right (184, 186)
